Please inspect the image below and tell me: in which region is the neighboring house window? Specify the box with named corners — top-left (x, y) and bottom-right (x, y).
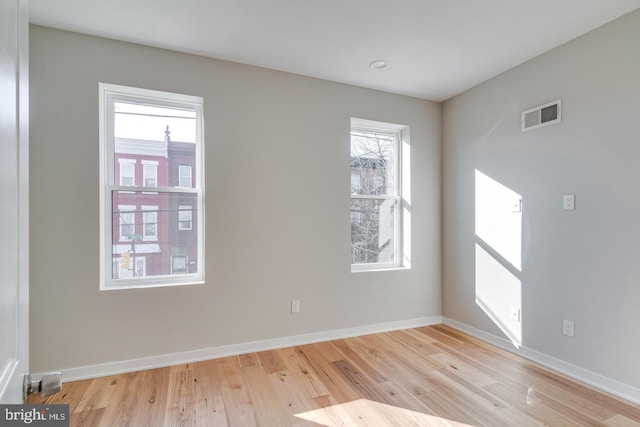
top-left (118, 205), bottom-right (136, 241)
top-left (351, 174), bottom-right (361, 193)
top-left (143, 161), bottom-right (158, 187)
top-left (119, 159), bottom-right (136, 186)
top-left (113, 256), bottom-right (146, 279)
top-left (171, 255), bottom-right (188, 274)
top-left (100, 83), bottom-right (205, 290)
top-left (350, 118), bottom-right (408, 271)
top-left (179, 165), bottom-right (192, 188)
top-left (179, 205), bottom-right (192, 230)
top-left (373, 175), bottom-right (384, 190)
top-left (142, 206), bottom-right (158, 241)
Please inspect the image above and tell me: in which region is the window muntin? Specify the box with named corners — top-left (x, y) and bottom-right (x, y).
top-left (100, 83), bottom-right (204, 290)
top-left (350, 125), bottom-right (402, 270)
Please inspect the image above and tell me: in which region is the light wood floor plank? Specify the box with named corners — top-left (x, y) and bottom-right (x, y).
top-left (28, 325), bottom-right (640, 426)
top-left (192, 359), bottom-right (229, 426)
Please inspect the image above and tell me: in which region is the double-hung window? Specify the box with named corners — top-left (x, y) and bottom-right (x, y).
top-left (100, 83), bottom-right (205, 289)
top-left (350, 118), bottom-right (407, 271)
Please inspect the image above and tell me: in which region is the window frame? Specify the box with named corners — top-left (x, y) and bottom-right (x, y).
top-left (99, 83), bottom-right (205, 290)
top-left (350, 120), bottom-right (406, 272)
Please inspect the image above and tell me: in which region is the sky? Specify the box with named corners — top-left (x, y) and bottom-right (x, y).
top-left (114, 101), bottom-right (197, 143)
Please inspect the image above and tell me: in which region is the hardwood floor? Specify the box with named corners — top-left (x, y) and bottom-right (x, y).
top-left (29, 325), bottom-right (640, 426)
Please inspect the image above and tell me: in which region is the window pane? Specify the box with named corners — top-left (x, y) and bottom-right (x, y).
top-left (350, 130), bottom-right (396, 196)
top-left (113, 102), bottom-right (196, 188)
top-left (114, 102), bottom-right (196, 142)
top-left (351, 198), bottom-right (397, 264)
top-left (111, 191), bottom-right (198, 279)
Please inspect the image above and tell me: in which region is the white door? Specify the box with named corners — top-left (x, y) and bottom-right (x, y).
top-left (0, 0), bottom-right (29, 404)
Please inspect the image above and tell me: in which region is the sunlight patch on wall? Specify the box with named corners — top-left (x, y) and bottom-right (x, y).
top-left (475, 243), bottom-right (522, 346)
top-left (295, 398), bottom-right (474, 426)
top-left (475, 170), bottom-right (521, 271)
top-left (475, 170), bottom-right (523, 347)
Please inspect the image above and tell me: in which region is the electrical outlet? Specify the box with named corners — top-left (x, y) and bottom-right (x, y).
top-left (291, 300), bottom-right (300, 313)
top-left (562, 320), bottom-right (575, 337)
top-left (510, 307), bottom-right (521, 323)
top-left (563, 194), bottom-right (575, 210)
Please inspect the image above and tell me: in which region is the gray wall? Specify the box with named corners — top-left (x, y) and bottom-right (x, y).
top-left (443, 9), bottom-right (640, 388)
top-left (29, 26), bottom-right (441, 373)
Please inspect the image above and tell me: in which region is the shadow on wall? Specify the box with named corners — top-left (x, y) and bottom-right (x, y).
top-left (474, 169), bottom-right (523, 347)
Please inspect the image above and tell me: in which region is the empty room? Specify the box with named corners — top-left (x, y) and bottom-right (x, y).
top-left (1, 0), bottom-right (640, 425)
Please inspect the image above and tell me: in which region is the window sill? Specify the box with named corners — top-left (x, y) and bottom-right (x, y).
top-left (351, 265), bottom-right (410, 274)
top-left (100, 277), bottom-right (205, 291)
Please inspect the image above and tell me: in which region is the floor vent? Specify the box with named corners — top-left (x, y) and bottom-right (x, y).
top-left (521, 99), bottom-right (561, 132)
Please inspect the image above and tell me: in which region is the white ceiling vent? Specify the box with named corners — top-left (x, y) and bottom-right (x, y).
top-left (521, 99), bottom-right (561, 132)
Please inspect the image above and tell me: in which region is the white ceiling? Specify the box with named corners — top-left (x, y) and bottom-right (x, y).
top-left (29, 0), bottom-right (640, 101)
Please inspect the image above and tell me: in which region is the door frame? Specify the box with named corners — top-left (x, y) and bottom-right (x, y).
top-left (0, 0), bottom-right (29, 404)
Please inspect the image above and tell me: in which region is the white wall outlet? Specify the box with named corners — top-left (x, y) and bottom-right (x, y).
top-left (563, 194), bottom-right (575, 210)
top-left (562, 320), bottom-right (575, 337)
top-left (510, 307), bottom-right (521, 323)
top-left (291, 300), bottom-right (300, 313)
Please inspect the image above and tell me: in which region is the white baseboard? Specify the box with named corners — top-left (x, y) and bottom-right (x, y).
top-left (49, 316), bottom-right (442, 382)
top-left (443, 317), bottom-right (640, 405)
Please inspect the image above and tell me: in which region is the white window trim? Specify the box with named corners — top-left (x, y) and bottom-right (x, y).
top-left (350, 118), bottom-right (409, 273)
top-left (178, 205), bottom-right (193, 230)
top-left (99, 83), bottom-right (205, 290)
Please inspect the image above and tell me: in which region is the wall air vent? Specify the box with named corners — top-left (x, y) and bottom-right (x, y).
top-left (521, 99), bottom-right (561, 132)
